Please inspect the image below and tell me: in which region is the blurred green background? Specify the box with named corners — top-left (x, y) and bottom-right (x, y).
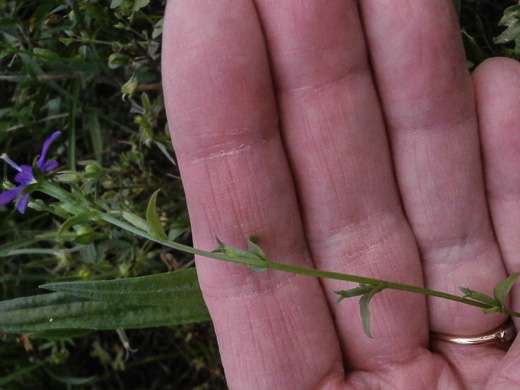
top-left (0, 1), bottom-right (519, 389)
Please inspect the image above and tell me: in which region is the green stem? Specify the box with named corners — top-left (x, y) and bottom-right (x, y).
top-left (37, 180), bottom-right (520, 318)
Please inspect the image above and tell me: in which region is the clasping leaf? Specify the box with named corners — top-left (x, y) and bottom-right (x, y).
top-left (334, 285), bottom-right (374, 303)
top-left (458, 287), bottom-right (499, 306)
top-left (494, 271), bottom-right (520, 307)
top-left (213, 236), bottom-right (270, 273)
top-left (335, 283), bottom-right (385, 338)
top-left (146, 190), bottom-right (167, 239)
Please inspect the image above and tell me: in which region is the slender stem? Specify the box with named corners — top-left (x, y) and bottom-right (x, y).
top-left (37, 180), bottom-right (520, 318)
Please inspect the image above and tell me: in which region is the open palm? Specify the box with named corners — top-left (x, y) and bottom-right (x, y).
top-left (162, 1), bottom-right (520, 388)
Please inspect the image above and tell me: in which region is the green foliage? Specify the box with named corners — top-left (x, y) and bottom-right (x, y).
top-left (0, 0), bottom-right (519, 388)
top-left (146, 189), bottom-right (167, 239)
top-left (0, 0), bottom-right (223, 388)
top-left (493, 272), bottom-right (520, 307)
top-left (459, 272), bottom-right (520, 314)
top-left (0, 268), bottom-right (209, 334)
top-left (214, 236), bottom-right (270, 273)
top-left (335, 284), bottom-right (385, 338)
top-left (495, 3), bottom-right (520, 45)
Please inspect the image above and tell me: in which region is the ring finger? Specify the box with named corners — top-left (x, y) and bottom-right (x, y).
top-left (361, 0), bottom-right (510, 383)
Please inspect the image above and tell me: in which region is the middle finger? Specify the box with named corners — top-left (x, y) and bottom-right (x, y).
top-left (253, 0), bottom-right (428, 370)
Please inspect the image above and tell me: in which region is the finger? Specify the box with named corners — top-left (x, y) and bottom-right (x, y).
top-left (485, 330), bottom-right (520, 389)
top-left (474, 59), bottom-right (520, 389)
top-left (475, 57), bottom-right (520, 300)
top-left (361, 0), bottom-right (508, 335)
top-left (162, 1), bottom-right (343, 389)
top-left (253, 0), bottom-right (428, 370)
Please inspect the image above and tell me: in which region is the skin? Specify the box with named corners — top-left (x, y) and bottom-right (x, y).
top-left (161, 0), bottom-right (520, 388)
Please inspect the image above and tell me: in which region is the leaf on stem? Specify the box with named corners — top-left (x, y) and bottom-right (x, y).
top-left (335, 284), bottom-right (385, 338)
top-left (247, 236), bottom-right (269, 272)
top-left (494, 3), bottom-right (520, 45)
top-left (334, 285), bottom-right (374, 303)
top-left (0, 268), bottom-right (210, 335)
top-left (40, 268), bottom-right (204, 307)
top-left (58, 211), bottom-right (99, 237)
top-left (146, 189), bottom-right (167, 239)
top-left (359, 284), bottom-right (385, 338)
top-left (458, 287), bottom-right (499, 306)
top-left (493, 272), bottom-right (520, 307)
top-left (122, 211), bottom-right (149, 232)
top-left (213, 236), bottom-right (270, 273)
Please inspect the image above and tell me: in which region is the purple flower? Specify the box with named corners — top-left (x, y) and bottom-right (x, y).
top-left (0, 131), bottom-right (61, 213)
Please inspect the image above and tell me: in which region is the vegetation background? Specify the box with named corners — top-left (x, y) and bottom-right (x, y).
top-left (0, 0), bottom-right (519, 389)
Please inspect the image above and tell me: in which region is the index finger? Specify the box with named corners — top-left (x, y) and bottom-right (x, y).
top-left (162, 1), bottom-right (343, 388)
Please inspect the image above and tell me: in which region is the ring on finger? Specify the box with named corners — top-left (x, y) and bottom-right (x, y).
top-left (431, 319), bottom-right (516, 346)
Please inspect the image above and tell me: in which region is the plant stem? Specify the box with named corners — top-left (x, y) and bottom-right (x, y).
top-left (37, 180), bottom-right (520, 318)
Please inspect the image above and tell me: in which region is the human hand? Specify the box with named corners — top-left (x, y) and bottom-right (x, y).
top-left (161, 1), bottom-right (520, 388)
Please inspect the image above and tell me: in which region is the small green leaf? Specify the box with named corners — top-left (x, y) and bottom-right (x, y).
top-left (121, 74), bottom-right (138, 100)
top-left (44, 368), bottom-right (96, 386)
top-left (0, 362), bottom-right (45, 385)
top-left (247, 236), bottom-right (269, 272)
top-left (133, 0), bottom-right (150, 11)
top-left (33, 48), bottom-right (61, 61)
top-left (458, 287), bottom-right (499, 306)
top-left (122, 211), bottom-right (149, 232)
top-left (335, 285), bottom-right (374, 303)
top-left (108, 53), bottom-right (130, 69)
top-left (461, 30), bottom-right (487, 67)
top-left (152, 17), bottom-right (164, 39)
top-left (494, 4), bottom-right (520, 44)
top-left (454, 0), bottom-right (461, 20)
top-left (493, 272), bottom-right (520, 306)
top-left (213, 237), bottom-right (258, 260)
top-left (58, 212), bottom-right (98, 237)
top-left (247, 236), bottom-right (269, 261)
top-left (214, 237), bottom-right (272, 272)
top-left (110, 0), bottom-right (123, 8)
top-left (74, 231), bottom-right (97, 245)
top-left (359, 285), bottom-right (385, 338)
top-left (146, 190), bottom-right (167, 239)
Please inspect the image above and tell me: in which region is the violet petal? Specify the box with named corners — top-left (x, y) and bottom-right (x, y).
top-left (42, 159), bottom-right (59, 172)
top-left (16, 192), bottom-right (31, 213)
top-left (37, 131), bottom-right (61, 169)
top-left (0, 154), bottom-right (22, 172)
top-left (0, 187), bottom-right (22, 207)
top-left (14, 165), bottom-right (34, 184)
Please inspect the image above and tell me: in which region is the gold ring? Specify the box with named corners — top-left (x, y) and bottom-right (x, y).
top-left (431, 319), bottom-right (516, 346)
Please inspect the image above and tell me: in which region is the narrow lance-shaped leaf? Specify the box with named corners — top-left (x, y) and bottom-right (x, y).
top-left (58, 211), bottom-right (99, 237)
top-left (214, 237), bottom-right (258, 259)
top-left (359, 284), bottom-right (385, 338)
top-left (247, 236), bottom-right (269, 273)
top-left (146, 189), bottom-right (167, 239)
top-left (41, 268), bottom-right (203, 307)
top-left (454, 0), bottom-right (461, 20)
top-left (0, 292), bottom-right (209, 335)
top-left (493, 272), bottom-right (520, 307)
top-left (0, 362), bottom-right (46, 386)
top-left (122, 211), bottom-right (149, 232)
top-left (44, 368), bottom-right (97, 386)
top-left (458, 287), bottom-right (499, 306)
top-left (0, 269), bottom-right (210, 335)
top-left (335, 285), bottom-right (374, 303)
top-left (213, 237), bottom-right (270, 273)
